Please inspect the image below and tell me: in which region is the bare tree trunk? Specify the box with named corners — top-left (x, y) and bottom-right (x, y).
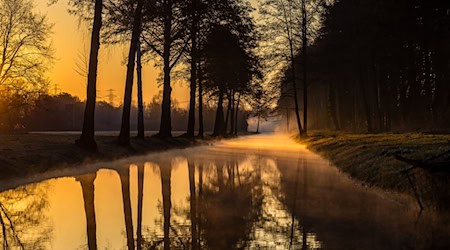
top-left (213, 91), bottom-right (225, 136)
top-left (289, 39), bottom-right (304, 137)
top-left (224, 91), bottom-right (231, 134)
top-left (301, 0), bottom-right (308, 136)
top-left (256, 115), bottom-right (261, 133)
top-left (118, 0), bottom-right (144, 145)
top-left (159, 0), bottom-right (173, 138)
top-left (229, 90), bottom-right (235, 135)
top-left (186, 0), bottom-right (198, 138)
top-left (234, 93), bottom-right (241, 135)
top-left (77, 0), bottom-right (103, 150)
top-left (197, 62), bottom-right (204, 137)
top-left (137, 40), bottom-right (145, 139)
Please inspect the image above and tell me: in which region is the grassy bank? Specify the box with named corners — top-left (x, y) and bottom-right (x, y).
top-left (0, 134), bottom-right (213, 180)
top-left (298, 131), bottom-right (450, 210)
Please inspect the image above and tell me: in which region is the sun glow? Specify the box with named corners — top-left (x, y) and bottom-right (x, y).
top-left (217, 134), bottom-right (306, 151)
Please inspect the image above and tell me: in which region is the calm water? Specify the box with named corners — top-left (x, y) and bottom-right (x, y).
top-left (0, 135), bottom-right (449, 249)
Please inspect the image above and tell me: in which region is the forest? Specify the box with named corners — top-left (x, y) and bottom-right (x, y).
top-left (275, 0), bottom-right (450, 134)
top-left (0, 0), bottom-right (449, 150)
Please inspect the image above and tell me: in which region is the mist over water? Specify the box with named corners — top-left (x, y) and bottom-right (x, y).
top-left (0, 134), bottom-right (449, 249)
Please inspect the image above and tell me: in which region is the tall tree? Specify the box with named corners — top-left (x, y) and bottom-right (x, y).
top-left (118, 0), bottom-right (144, 145)
top-left (0, 0), bottom-right (53, 132)
top-left (74, 0), bottom-right (103, 150)
top-left (259, 0), bottom-right (303, 136)
top-left (141, 0), bottom-right (189, 138)
top-left (136, 40), bottom-right (145, 139)
top-left (185, 0), bottom-right (199, 138)
top-left (203, 25), bottom-right (258, 136)
top-left (259, 0), bottom-right (325, 137)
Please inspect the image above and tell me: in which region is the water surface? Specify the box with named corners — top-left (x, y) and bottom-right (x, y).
top-left (0, 135), bottom-right (449, 249)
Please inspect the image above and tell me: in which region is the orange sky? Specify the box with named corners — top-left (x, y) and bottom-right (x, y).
top-left (36, 0), bottom-right (258, 108)
top-left (36, 0), bottom-right (190, 108)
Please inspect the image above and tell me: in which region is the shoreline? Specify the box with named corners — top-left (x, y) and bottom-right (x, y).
top-left (298, 131), bottom-right (450, 210)
top-left (0, 133), bottom-right (229, 183)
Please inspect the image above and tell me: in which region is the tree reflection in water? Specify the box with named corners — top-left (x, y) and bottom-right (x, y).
top-left (75, 173), bottom-right (98, 250)
top-left (117, 167), bottom-right (135, 250)
top-left (0, 183), bottom-right (50, 249)
top-left (1, 146), bottom-right (449, 249)
top-left (198, 156), bottom-right (264, 249)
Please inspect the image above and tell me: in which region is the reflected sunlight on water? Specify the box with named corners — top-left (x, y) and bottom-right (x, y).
top-left (0, 134), bottom-right (449, 249)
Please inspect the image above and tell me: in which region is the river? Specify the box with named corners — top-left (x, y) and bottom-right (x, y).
top-left (0, 134), bottom-right (449, 249)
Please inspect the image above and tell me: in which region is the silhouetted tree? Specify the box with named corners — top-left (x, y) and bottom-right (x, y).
top-left (117, 0), bottom-right (144, 145)
top-left (71, 0), bottom-right (103, 150)
top-left (140, 0), bottom-right (189, 138)
top-left (0, 0), bottom-right (53, 133)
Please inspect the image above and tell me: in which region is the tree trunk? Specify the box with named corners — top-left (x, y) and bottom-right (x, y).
top-left (289, 39), bottom-right (304, 137)
top-left (77, 0), bottom-right (103, 150)
top-left (234, 93), bottom-right (241, 135)
top-left (213, 91), bottom-right (225, 136)
top-left (224, 91), bottom-right (231, 133)
top-left (159, 0), bottom-right (173, 138)
top-left (256, 115), bottom-right (261, 133)
top-left (186, 0), bottom-right (198, 138)
top-left (229, 90), bottom-right (235, 135)
top-left (197, 62), bottom-right (204, 137)
top-left (137, 40), bottom-right (145, 139)
top-left (118, 0), bottom-right (144, 145)
top-left (301, 0), bottom-right (308, 136)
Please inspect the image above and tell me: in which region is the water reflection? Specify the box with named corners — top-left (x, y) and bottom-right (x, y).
top-left (0, 183), bottom-right (50, 249)
top-left (0, 135), bottom-right (449, 249)
top-left (76, 173), bottom-right (97, 250)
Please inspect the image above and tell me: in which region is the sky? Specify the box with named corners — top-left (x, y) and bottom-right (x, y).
top-left (35, 0), bottom-right (190, 108)
top-left (35, 0), bottom-right (259, 108)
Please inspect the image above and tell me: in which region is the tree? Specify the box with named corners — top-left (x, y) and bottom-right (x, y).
top-left (185, 0), bottom-right (200, 138)
top-left (141, 0), bottom-right (190, 138)
top-left (258, 0), bottom-right (325, 137)
top-left (0, 0), bottom-right (52, 132)
top-left (259, 0), bottom-right (303, 136)
top-left (279, 0), bottom-right (450, 133)
top-left (117, 0), bottom-right (144, 145)
top-left (72, 0), bottom-right (104, 150)
top-left (203, 25), bottom-right (258, 136)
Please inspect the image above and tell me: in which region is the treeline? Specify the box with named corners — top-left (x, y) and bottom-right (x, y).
top-left (71, 0), bottom-right (262, 149)
top-left (0, 0), bottom-right (264, 147)
top-left (0, 93), bottom-right (247, 133)
top-left (277, 0), bottom-right (450, 133)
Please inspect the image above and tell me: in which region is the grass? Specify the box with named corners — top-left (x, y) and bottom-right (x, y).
top-left (0, 134), bottom-right (211, 180)
top-left (297, 131), bottom-right (450, 210)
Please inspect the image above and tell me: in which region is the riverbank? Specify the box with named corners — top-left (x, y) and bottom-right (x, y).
top-left (0, 133), bottom-right (219, 180)
top-left (298, 131), bottom-right (450, 210)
